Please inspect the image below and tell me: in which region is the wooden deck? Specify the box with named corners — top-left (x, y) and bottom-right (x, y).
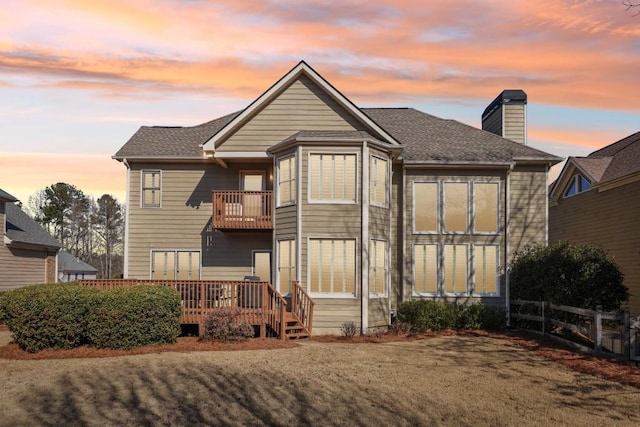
top-left (78, 279), bottom-right (313, 340)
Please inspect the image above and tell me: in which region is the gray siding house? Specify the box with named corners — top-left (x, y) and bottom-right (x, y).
top-left (1, 188), bottom-right (61, 290)
top-left (549, 132), bottom-right (640, 315)
top-left (114, 61), bottom-right (561, 334)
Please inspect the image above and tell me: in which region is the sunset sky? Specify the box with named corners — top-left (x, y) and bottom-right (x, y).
top-left (1, 0), bottom-right (638, 205)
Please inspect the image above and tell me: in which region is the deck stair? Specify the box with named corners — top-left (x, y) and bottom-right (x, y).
top-left (284, 312), bottom-right (311, 340)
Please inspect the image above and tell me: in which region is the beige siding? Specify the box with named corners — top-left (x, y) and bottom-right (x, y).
top-left (218, 76), bottom-right (365, 152)
top-left (0, 246), bottom-right (48, 290)
top-left (508, 166), bottom-right (548, 259)
top-left (312, 298), bottom-right (360, 334)
top-left (390, 164), bottom-right (403, 309)
top-left (275, 205), bottom-right (297, 237)
top-left (368, 297), bottom-right (390, 329)
top-left (550, 179), bottom-right (640, 315)
top-left (503, 104), bottom-right (526, 144)
top-left (127, 162), bottom-right (272, 280)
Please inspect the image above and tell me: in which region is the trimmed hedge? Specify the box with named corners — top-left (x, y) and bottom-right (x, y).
top-left (1, 283), bottom-right (99, 352)
top-left (87, 285), bottom-right (182, 349)
top-left (1, 283), bottom-right (182, 352)
top-left (397, 300), bottom-right (505, 333)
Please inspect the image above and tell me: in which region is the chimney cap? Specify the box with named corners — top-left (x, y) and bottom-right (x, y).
top-left (482, 89), bottom-right (527, 119)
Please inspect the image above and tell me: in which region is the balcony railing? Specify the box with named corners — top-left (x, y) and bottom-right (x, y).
top-left (213, 191), bottom-right (273, 229)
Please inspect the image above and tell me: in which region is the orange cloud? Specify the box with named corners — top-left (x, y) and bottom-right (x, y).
top-left (0, 153), bottom-right (126, 204)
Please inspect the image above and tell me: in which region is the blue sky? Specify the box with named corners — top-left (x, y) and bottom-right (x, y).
top-left (0, 0), bottom-right (638, 204)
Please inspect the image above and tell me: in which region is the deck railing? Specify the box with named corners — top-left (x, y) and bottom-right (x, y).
top-left (213, 191), bottom-right (273, 229)
top-left (78, 279), bottom-right (288, 339)
top-left (290, 281), bottom-right (315, 335)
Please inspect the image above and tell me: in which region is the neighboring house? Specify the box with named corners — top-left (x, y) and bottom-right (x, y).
top-left (549, 131), bottom-right (640, 315)
top-left (114, 61), bottom-right (561, 334)
top-left (58, 250), bottom-right (98, 282)
top-left (0, 188), bottom-right (62, 290)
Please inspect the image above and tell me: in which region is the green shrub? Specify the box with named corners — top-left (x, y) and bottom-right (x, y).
top-left (87, 285), bottom-right (182, 349)
top-left (200, 308), bottom-right (255, 342)
top-left (397, 300), bottom-right (505, 332)
top-left (511, 242), bottom-right (628, 311)
top-left (0, 290), bottom-right (9, 324)
top-left (1, 283), bottom-right (99, 352)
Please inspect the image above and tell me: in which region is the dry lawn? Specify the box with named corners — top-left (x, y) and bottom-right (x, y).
top-left (1, 330), bottom-right (640, 426)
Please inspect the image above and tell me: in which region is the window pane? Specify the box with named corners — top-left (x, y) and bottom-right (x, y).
top-left (444, 245), bottom-right (468, 294)
top-left (253, 252), bottom-right (271, 283)
top-left (278, 240), bottom-right (295, 294)
top-left (369, 240), bottom-right (386, 295)
top-left (142, 171), bottom-right (160, 207)
top-left (309, 239), bottom-right (355, 295)
top-left (414, 245), bottom-right (437, 294)
top-left (475, 183), bottom-right (498, 233)
top-left (475, 246), bottom-right (497, 294)
top-left (370, 157), bottom-right (387, 206)
top-left (177, 251), bottom-right (200, 280)
top-left (278, 157), bottom-right (296, 206)
top-left (152, 251), bottom-right (175, 280)
top-left (414, 183), bottom-right (437, 232)
top-left (309, 155), bottom-right (322, 200)
top-left (309, 154), bottom-right (356, 202)
top-left (445, 183), bottom-right (468, 232)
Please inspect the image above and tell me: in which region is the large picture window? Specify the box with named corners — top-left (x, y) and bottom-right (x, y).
top-left (309, 153), bottom-right (357, 202)
top-left (151, 250), bottom-right (200, 280)
top-left (142, 170), bottom-right (161, 208)
top-left (309, 239), bottom-right (356, 296)
top-left (474, 183), bottom-right (498, 233)
top-left (277, 156), bottom-right (296, 206)
top-left (474, 245), bottom-right (498, 295)
top-left (370, 156), bottom-right (387, 206)
top-left (277, 240), bottom-right (296, 295)
top-left (369, 240), bottom-right (387, 297)
top-left (414, 182), bottom-right (438, 232)
top-left (414, 244), bottom-right (438, 295)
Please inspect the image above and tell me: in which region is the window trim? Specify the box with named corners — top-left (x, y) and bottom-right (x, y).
top-left (276, 239), bottom-right (296, 295)
top-left (442, 243), bottom-right (469, 296)
top-left (369, 239), bottom-right (388, 298)
top-left (150, 249), bottom-right (201, 280)
top-left (307, 236), bottom-right (358, 298)
top-left (472, 244), bottom-right (500, 297)
top-left (564, 174), bottom-right (592, 198)
top-left (472, 181), bottom-right (500, 235)
top-left (307, 151), bottom-right (359, 205)
top-left (141, 169), bottom-right (162, 208)
top-left (276, 155), bottom-right (296, 207)
top-left (412, 181), bottom-right (439, 235)
top-left (369, 155), bottom-right (388, 208)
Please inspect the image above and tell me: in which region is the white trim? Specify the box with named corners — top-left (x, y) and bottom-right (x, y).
top-left (275, 238), bottom-right (296, 294)
top-left (523, 104), bottom-right (528, 146)
top-left (471, 244), bottom-right (501, 297)
top-left (239, 170), bottom-right (267, 191)
top-left (123, 159), bottom-right (131, 278)
top-left (214, 151), bottom-right (270, 159)
top-left (412, 243), bottom-right (439, 297)
top-left (368, 239), bottom-right (388, 299)
top-left (442, 243), bottom-right (469, 296)
top-left (306, 236), bottom-right (358, 299)
top-left (149, 249), bottom-right (201, 280)
top-left (251, 249), bottom-right (272, 283)
top-left (140, 169), bottom-right (162, 209)
top-left (296, 146), bottom-right (302, 283)
top-left (275, 155), bottom-right (296, 207)
top-left (201, 61), bottom-right (400, 151)
top-left (402, 165), bottom-right (408, 301)
top-left (361, 142), bottom-right (369, 333)
top-left (369, 154), bottom-right (389, 208)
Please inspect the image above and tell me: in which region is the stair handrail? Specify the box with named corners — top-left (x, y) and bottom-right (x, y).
top-left (291, 281), bottom-right (315, 335)
top-left (266, 282), bottom-right (288, 340)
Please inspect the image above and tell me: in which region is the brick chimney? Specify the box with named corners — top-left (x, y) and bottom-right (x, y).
top-left (481, 90), bottom-right (527, 145)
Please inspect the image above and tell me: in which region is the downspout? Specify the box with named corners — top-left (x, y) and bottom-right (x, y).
top-left (361, 141), bottom-right (370, 335)
top-left (123, 158), bottom-right (131, 278)
top-left (505, 163), bottom-right (513, 327)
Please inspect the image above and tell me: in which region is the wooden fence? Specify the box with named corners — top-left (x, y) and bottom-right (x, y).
top-left (511, 300), bottom-right (638, 362)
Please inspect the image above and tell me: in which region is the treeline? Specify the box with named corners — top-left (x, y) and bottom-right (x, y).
top-left (27, 182), bottom-right (124, 279)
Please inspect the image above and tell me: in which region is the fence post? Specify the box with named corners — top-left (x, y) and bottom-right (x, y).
top-left (595, 305), bottom-right (603, 357)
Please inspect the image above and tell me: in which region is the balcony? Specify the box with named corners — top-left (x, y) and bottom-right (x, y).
top-left (213, 191), bottom-right (273, 230)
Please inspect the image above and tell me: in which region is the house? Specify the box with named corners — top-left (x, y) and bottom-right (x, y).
top-left (549, 131), bottom-right (640, 315)
top-left (0, 188), bottom-right (62, 290)
top-left (114, 61), bottom-right (561, 334)
top-left (58, 250), bottom-right (98, 282)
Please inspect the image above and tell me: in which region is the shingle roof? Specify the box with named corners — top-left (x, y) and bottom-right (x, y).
top-left (0, 188), bottom-right (18, 202)
top-left (362, 108), bottom-right (560, 164)
top-left (585, 131), bottom-right (640, 183)
top-left (113, 112), bottom-right (240, 159)
top-left (5, 203), bottom-right (62, 249)
top-left (58, 250), bottom-right (97, 273)
top-left (572, 157), bottom-right (612, 182)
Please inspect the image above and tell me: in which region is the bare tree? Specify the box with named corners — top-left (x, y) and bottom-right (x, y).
top-left (93, 194), bottom-right (124, 279)
top-left (623, 0), bottom-right (640, 15)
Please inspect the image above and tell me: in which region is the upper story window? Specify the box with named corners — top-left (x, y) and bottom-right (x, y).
top-left (142, 170), bottom-right (161, 208)
top-left (414, 180), bottom-right (500, 235)
top-left (370, 155), bottom-right (388, 207)
top-left (564, 174), bottom-right (591, 197)
top-left (444, 182), bottom-right (469, 233)
top-left (277, 156), bottom-right (296, 207)
top-left (309, 153), bottom-right (357, 203)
